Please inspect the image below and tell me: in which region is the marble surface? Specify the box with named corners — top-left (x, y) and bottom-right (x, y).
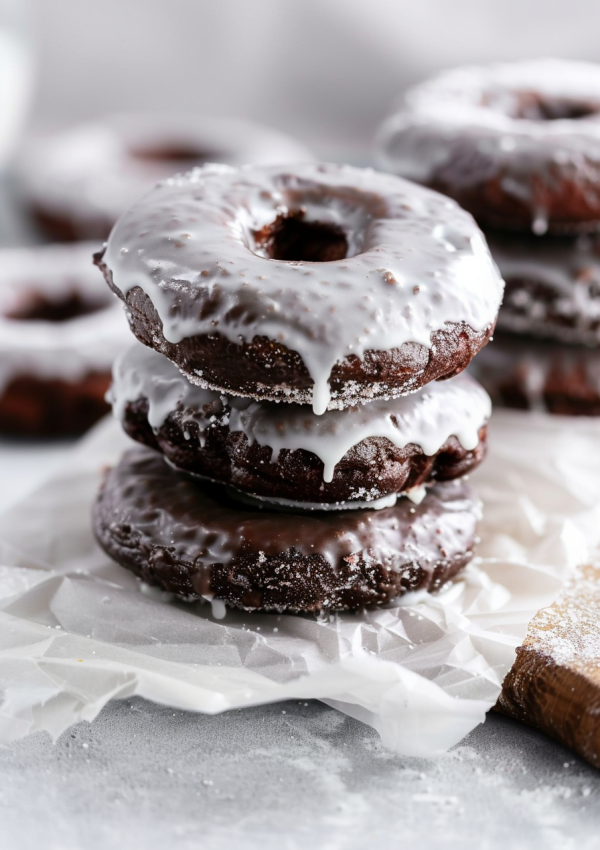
top-left (0, 699), bottom-right (599, 850)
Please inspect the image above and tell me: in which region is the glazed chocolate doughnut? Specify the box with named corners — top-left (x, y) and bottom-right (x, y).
top-left (488, 231), bottom-right (600, 345)
top-left (378, 60), bottom-right (600, 234)
top-left (93, 446), bottom-right (480, 612)
top-left (19, 115), bottom-right (312, 241)
top-left (110, 343), bottom-right (490, 507)
top-left (469, 333), bottom-right (600, 416)
top-left (0, 243), bottom-right (130, 436)
top-left (96, 162), bottom-right (503, 414)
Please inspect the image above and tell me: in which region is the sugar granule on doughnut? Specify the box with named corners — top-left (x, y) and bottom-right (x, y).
top-left (110, 343), bottom-right (490, 508)
top-left (96, 162), bottom-right (503, 414)
top-left (469, 333), bottom-right (600, 416)
top-left (487, 231), bottom-right (600, 346)
top-left (18, 115), bottom-right (312, 242)
top-left (377, 59), bottom-right (600, 234)
top-left (0, 242), bottom-right (130, 436)
top-left (93, 446), bottom-right (481, 613)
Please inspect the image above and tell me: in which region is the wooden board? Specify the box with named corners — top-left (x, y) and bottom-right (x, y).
top-left (498, 563), bottom-right (600, 767)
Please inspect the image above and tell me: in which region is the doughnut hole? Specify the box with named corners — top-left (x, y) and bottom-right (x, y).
top-left (129, 144), bottom-right (217, 164)
top-left (252, 211), bottom-right (348, 262)
top-left (495, 90), bottom-right (600, 121)
top-left (5, 290), bottom-right (107, 322)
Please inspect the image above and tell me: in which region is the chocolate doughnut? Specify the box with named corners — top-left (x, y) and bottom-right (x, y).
top-left (469, 333), bottom-right (600, 416)
top-left (19, 115), bottom-right (312, 241)
top-left (488, 231), bottom-right (600, 345)
top-left (96, 162), bottom-right (503, 414)
top-left (378, 60), bottom-right (600, 234)
top-left (93, 446), bottom-right (481, 613)
top-left (0, 243), bottom-right (130, 436)
top-left (110, 343), bottom-right (490, 507)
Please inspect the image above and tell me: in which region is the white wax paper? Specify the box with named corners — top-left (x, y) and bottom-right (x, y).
top-left (1, 411), bottom-right (600, 755)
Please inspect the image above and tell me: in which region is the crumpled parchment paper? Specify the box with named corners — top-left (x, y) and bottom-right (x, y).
top-left (1, 410), bottom-right (600, 756)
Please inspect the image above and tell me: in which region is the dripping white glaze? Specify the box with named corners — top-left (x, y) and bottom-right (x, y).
top-left (0, 242), bottom-right (130, 392)
top-left (377, 59), bottom-right (600, 228)
top-left (111, 343), bottom-right (491, 483)
top-left (104, 162), bottom-right (503, 414)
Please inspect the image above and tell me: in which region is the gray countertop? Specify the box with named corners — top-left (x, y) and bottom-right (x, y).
top-left (1, 699), bottom-right (599, 850)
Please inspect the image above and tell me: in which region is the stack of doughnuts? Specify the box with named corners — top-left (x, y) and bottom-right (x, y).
top-left (92, 162), bottom-right (504, 613)
top-left (378, 59), bottom-right (600, 414)
top-left (0, 242), bottom-right (130, 436)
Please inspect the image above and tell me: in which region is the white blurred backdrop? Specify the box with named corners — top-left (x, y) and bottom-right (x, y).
top-left (22, 0), bottom-right (600, 154)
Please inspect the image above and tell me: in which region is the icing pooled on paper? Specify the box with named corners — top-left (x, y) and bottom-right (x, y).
top-left (111, 343), bottom-right (491, 483)
top-left (104, 162), bottom-right (503, 413)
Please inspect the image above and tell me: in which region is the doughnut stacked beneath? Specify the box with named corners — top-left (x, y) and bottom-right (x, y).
top-left (92, 162), bottom-right (503, 613)
top-left (19, 115), bottom-right (312, 242)
top-left (378, 59), bottom-right (600, 414)
top-left (0, 242), bottom-right (130, 436)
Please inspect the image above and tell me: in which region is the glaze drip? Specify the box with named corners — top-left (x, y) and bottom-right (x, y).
top-left (97, 446), bottom-right (480, 573)
top-left (110, 343), bottom-right (491, 484)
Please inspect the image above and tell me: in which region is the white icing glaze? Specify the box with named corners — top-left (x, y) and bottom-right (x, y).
top-left (488, 233), bottom-right (600, 344)
top-left (111, 342), bottom-right (491, 483)
top-left (104, 162), bottom-right (503, 413)
top-left (0, 242), bottom-right (130, 392)
top-left (377, 59), bottom-right (600, 229)
top-left (19, 115), bottom-right (312, 236)
top-left (224, 487), bottom-right (400, 512)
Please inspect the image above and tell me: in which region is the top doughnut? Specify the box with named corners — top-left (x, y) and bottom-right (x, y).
top-left (97, 162), bottom-right (503, 414)
top-left (18, 114), bottom-right (312, 241)
top-left (377, 59), bottom-right (600, 235)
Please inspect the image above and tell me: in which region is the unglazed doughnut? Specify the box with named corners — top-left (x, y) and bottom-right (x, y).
top-left (96, 162), bottom-right (503, 414)
top-left (110, 343), bottom-right (490, 507)
top-left (469, 333), bottom-right (600, 416)
top-left (0, 242), bottom-right (130, 436)
top-left (93, 446), bottom-right (481, 613)
top-left (487, 231), bottom-right (600, 345)
top-left (378, 59), bottom-right (600, 234)
top-left (19, 115), bottom-right (312, 241)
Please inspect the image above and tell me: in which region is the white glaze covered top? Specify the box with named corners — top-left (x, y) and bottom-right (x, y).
top-left (111, 343), bottom-right (491, 484)
top-left (19, 115), bottom-right (313, 235)
top-left (0, 242), bottom-right (130, 391)
top-left (377, 59), bottom-right (600, 233)
top-left (104, 162), bottom-right (503, 413)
